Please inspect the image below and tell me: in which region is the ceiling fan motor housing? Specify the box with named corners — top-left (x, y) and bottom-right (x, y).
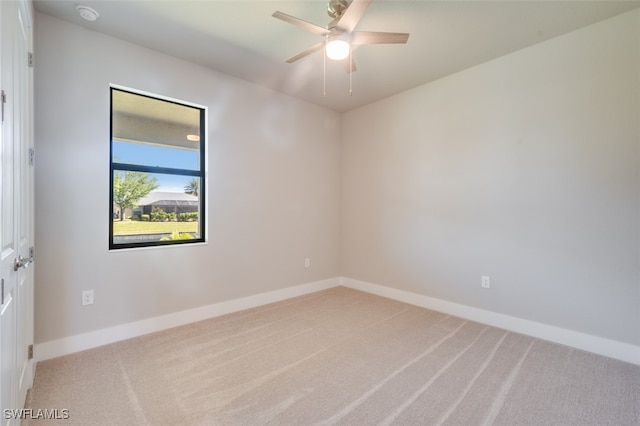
top-left (328, 0), bottom-right (349, 19)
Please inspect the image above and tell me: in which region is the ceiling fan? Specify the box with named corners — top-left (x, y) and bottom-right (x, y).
top-left (272, 0), bottom-right (409, 74)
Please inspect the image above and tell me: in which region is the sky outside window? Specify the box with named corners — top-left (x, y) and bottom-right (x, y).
top-left (113, 140), bottom-right (199, 191)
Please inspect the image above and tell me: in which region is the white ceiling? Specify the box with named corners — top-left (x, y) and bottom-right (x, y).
top-left (34, 0), bottom-right (640, 112)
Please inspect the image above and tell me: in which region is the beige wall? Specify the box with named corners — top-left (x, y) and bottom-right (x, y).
top-left (341, 10), bottom-right (640, 346)
top-left (35, 9), bottom-right (639, 349)
top-left (34, 13), bottom-right (341, 343)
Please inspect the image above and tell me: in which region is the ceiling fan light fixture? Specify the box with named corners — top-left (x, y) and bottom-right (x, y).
top-left (326, 39), bottom-right (350, 60)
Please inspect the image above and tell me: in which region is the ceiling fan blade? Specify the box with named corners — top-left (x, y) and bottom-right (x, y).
top-left (336, 0), bottom-right (372, 33)
top-left (340, 57), bottom-right (357, 74)
top-left (285, 42), bottom-right (325, 63)
top-left (272, 11), bottom-right (330, 36)
top-left (351, 31), bottom-right (410, 45)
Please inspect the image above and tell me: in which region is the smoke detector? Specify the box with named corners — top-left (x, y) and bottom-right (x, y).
top-left (76, 5), bottom-right (99, 22)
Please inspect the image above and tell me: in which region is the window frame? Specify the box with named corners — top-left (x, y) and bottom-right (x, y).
top-left (109, 86), bottom-right (206, 250)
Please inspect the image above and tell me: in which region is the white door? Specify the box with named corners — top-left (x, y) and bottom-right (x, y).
top-left (14, 0), bottom-right (34, 411)
top-left (0, 0), bottom-right (19, 420)
top-left (0, 0), bottom-right (34, 423)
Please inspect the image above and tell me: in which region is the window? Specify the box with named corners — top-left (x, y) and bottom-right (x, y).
top-left (110, 87), bottom-right (206, 249)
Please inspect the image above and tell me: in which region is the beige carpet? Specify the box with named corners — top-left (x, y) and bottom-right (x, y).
top-left (24, 287), bottom-right (639, 425)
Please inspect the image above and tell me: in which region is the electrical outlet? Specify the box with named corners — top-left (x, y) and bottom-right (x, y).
top-left (82, 290), bottom-right (94, 306)
top-left (304, 258), bottom-right (311, 268)
top-left (481, 276), bottom-right (490, 289)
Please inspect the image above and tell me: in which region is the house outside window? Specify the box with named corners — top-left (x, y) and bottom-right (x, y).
top-left (110, 87), bottom-right (206, 249)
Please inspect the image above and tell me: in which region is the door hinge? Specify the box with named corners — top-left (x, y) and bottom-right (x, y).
top-left (28, 345), bottom-right (33, 360)
top-left (1, 90), bottom-right (6, 122)
top-left (28, 52), bottom-right (33, 68)
top-left (29, 148), bottom-right (35, 166)
top-left (1, 278), bottom-right (4, 305)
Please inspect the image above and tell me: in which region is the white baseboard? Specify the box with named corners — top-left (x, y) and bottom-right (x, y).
top-left (35, 276), bottom-right (639, 366)
top-left (340, 277), bottom-right (640, 366)
top-left (35, 277), bottom-right (339, 362)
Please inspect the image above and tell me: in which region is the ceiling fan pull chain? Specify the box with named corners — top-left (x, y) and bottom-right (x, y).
top-left (349, 49), bottom-right (353, 96)
top-left (323, 40), bottom-right (327, 97)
